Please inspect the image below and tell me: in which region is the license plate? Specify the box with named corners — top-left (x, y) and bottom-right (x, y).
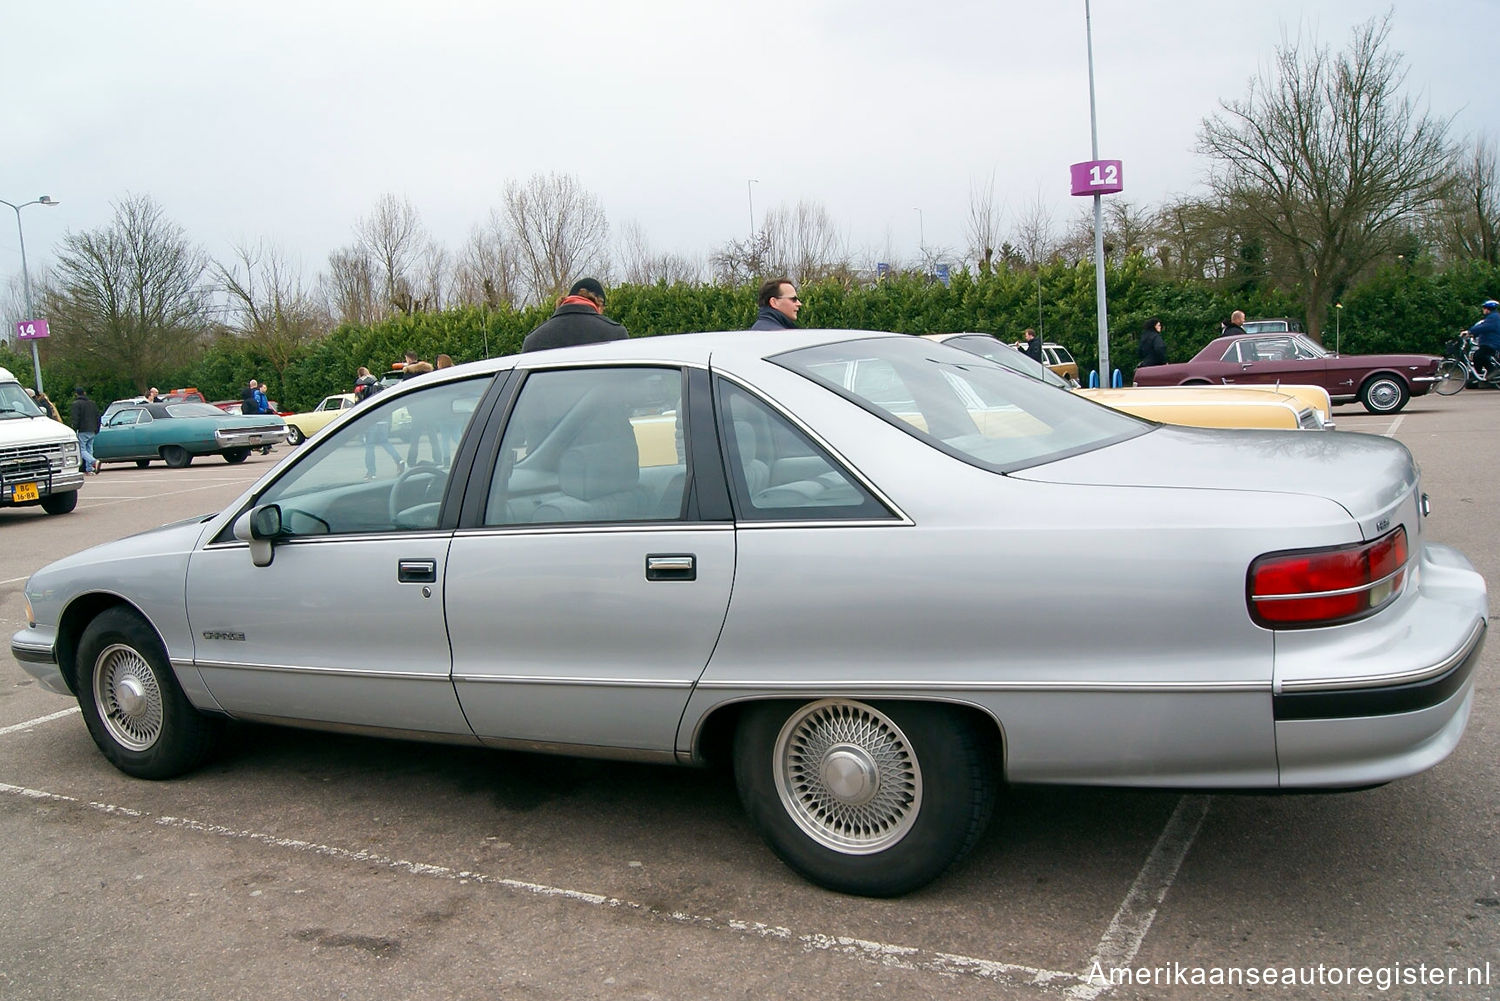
top-left (13, 482), bottom-right (39, 502)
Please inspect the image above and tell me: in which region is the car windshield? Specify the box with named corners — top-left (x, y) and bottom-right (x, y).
top-left (0, 382), bottom-right (43, 418)
top-left (774, 337), bottom-right (1148, 471)
top-left (166, 403), bottom-right (231, 418)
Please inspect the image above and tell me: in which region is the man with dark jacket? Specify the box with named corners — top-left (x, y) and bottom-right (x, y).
top-left (70, 387), bottom-right (101, 474)
top-left (749, 278), bottom-right (800, 330)
top-left (521, 278), bottom-right (628, 352)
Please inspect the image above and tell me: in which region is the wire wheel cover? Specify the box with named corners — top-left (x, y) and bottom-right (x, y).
top-left (773, 700), bottom-right (922, 854)
top-left (94, 643), bottom-right (164, 751)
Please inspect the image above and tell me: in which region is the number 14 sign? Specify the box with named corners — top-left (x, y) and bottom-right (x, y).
top-left (1070, 160), bottom-right (1124, 196)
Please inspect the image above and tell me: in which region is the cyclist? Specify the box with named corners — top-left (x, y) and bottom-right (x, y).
top-left (1462, 299), bottom-right (1500, 377)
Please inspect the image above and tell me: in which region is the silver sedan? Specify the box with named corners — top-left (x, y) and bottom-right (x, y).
top-left (11, 330), bottom-right (1487, 897)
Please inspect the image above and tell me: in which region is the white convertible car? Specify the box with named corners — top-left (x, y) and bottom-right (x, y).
top-left (12, 330), bottom-right (1486, 896)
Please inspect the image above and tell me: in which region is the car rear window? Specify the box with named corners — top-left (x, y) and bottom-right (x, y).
top-left (773, 337), bottom-right (1149, 472)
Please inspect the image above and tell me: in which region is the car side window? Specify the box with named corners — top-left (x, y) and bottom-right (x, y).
top-left (108, 410), bottom-right (140, 427)
top-left (716, 380), bottom-right (891, 521)
top-left (253, 377), bottom-right (488, 536)
top-left (1220, 343), bottom-right (1242, 363)
top-left (137, 411), bottom-right (154, 425)
top-left (484, 366), bottom-right (686, 526)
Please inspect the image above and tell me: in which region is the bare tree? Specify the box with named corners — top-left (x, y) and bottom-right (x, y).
top-left (504, 172), bottom-right (610, 304)
top-left (966, 171), bottom-right (1005, 273)
top-left (452, 210), bottom-right (522, 307)
top-left (710, 230), bottom-right (772, 286)
top-left (617, 221), bottom-right (702, 285)
top-left (355, 194), bottom-right (427, 315)
top-left (1198, 14), bottom-right (1456, 340)
top-left (764, 199), bottom-right (852, 283)
top-left (1014, 191), bottom-right (1056, 267)
top-left (414, 241), bottom-right (449, 312)
top-left (321, 246), bottom-right (379, 326)
top-left (214, 241), bottom-right (330, 379)
top-left (1429, 136), bottom-right (1500, 265)
top-left (41, 194), bottom-right (211, 390)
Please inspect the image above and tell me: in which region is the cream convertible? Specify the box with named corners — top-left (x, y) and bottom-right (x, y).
top-left (12, 331), bottom-right (1487, 896)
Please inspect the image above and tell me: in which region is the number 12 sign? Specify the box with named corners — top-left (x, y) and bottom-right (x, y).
top-left (1070, 160), bottom-right (1124, 196)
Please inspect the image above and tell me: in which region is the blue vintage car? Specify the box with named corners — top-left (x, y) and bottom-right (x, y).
top-left (94, 401), bottom-right (288, 468)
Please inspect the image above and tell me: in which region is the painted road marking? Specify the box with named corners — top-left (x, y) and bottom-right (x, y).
top-left (0, 707), bottom-right (80, 736)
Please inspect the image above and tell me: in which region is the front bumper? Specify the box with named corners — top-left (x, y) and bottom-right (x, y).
top-left (1, 468), bottom-right (84, 506)
top-left (10, 628), bottom-right (70, 695)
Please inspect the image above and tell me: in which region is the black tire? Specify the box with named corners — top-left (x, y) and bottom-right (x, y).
top-left (161, 445), bottom-right (192, 468)
top-left (222, 448), bottom-right (250, 464)
top-left (135, 459), bottom-right (151, 468)
top-left (1359, 374), bottom-right (1410, 414)
top-left (1433, 360), bottom-right (1466, 396)
top-left (40, 490), bottom-right (78, 515)
top-left (733, 699), bottom-right (997, 897)
top-left (74, 607), bottom-right (219, 779)
top-left (285, 425), bottom-right (305, 446)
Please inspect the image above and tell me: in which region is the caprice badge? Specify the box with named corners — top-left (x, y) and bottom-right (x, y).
top-left (201, 630), bottom-right (246, 642)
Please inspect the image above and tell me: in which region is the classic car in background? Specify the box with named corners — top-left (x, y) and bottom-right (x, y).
top-left (93, 401), bottom-right (288, 468)
top-left (928, 333), bottom-right (1332, 429)
top-left (1131, 331), bottom-right (1444, 414)
top-left (12, 330), bottom-right (1485, 897)
top-left (283, 393), bottom-right (357, 445)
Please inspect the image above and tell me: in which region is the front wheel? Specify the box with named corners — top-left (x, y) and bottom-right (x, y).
top-left (222, 448), bottom-right (250, 464)
top-left (1433, 360), bottom-right (1466, 396)
top-left (135, 459), bottom-right (151, 468)
top-left (1360, 375), bottom-right (1410, 414)
top-left (733, 699), bottom-right (996, 897)
top-left (75, 608), bottom-right (219, 778)
top-left (161, 445), bottom-right (192, 468)
top-left (40, 490), bottom-right (78, 515)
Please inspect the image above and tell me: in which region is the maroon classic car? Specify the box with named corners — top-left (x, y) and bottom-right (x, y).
top-left (1132, 332), bottom-right (1443, 414)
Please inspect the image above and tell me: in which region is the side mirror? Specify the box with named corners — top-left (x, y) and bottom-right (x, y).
top-left (232, 504), bottom-right (283, 568)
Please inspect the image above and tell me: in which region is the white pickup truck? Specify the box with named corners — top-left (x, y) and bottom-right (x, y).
top-left (0, 367), bottom-right (83, 515)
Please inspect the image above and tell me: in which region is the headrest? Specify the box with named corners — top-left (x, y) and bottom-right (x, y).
top-left (558, 440), bottom-right (639, 500)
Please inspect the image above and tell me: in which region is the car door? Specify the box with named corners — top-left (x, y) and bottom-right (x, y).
top-left (95, 408), bottom-right (143, 459)
top-left (1229, 336), bottom-right (1330, 389)
top-left (444, 364), bottom-right (736, 755)
top-left (183, 375), bottom-right (496, 735)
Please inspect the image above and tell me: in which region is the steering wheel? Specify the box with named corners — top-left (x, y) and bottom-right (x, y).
top-left (388, 462), bottom-right (445, 525)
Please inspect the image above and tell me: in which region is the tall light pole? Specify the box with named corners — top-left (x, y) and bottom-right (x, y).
top-left (1, 194), bottom-right (60, 393)
top-left (1084, 0), bottom-right (1110, 384)
top-left (914, 207), bottom-right (925, 255)
top-left (747, 179), bottom-right (758, 240)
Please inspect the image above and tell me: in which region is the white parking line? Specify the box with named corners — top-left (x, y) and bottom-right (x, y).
top-left (0, 707), bottom-right (80, 736)
top-left (1067, 795), bottom-right (1212, 1000)
top-left (1383, 415), bottom-right (1405, 437)
top-left (0, 575), bottom-right (31, 585)
top-left (0, 779), bottom-right (1087, 994)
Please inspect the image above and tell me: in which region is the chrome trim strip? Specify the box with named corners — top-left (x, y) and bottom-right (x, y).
top-left (9, 640), bottom-right (55, 665)
top-left (194, 659), bottom-right (451, 683)
top-left (203, 530), bottom-right (454, 551)
top-left (691, 678), bottom-right (1266, 693)
top-left (454, 523), bottom-right (734, 539)
top-left (452, 674), bottom-right (694, 688)
top-left (1252, 562), bottom-right (1407, 603)
top-left (1278, 618), bottom-right (1486, 693)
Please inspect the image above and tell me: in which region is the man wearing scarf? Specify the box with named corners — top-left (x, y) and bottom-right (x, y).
top-left (521, 277), bottom-right (628, 352)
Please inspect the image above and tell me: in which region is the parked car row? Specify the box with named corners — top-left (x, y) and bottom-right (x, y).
top-left (13, 330), bottom-right (1486, 898)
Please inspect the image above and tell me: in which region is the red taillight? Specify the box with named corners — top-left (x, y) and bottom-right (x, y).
top-left (1249, 527), bottom-right (1408, 627)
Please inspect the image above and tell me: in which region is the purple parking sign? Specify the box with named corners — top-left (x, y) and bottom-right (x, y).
top-left (1070, 160), bottom-right (1124, 196)
top-left (16, 319), bottom-right (49, 340)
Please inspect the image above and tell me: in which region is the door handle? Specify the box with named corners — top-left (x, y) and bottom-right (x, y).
top-left (398, 559), bottom-right (438, 584)
top-left (646, 554), bottom-right (696, 582)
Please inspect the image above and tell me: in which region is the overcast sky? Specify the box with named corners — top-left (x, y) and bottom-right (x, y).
top-left (3, 0), bottom-right (1494, 299)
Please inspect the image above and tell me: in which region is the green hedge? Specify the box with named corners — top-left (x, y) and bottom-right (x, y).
top-left (17, 259), bottom-right (1500, 416)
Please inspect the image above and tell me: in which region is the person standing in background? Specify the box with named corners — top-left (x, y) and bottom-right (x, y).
top-left (1138, 317), bottom-right (1167, 368)
top-left (70, 387), bottom-right (101, 475)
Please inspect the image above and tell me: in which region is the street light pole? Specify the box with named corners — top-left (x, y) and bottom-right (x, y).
top-left (747, 179), bottom-right (758, 240)
top-left (1084, 0), bottom-right (1110, 384)
top-left (1, 195), bottom-right (60, 393)
top-left (914, 207), bottom-right (925, 255)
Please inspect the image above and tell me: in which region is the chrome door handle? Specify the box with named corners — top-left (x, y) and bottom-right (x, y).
top-left (646, 554), bottom-right (696, 582)
top-left (398, 559), bottom-right (437, 584)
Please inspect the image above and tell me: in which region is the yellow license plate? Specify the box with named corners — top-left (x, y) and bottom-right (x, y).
top-left (13, 482), bottom-right (39, 502)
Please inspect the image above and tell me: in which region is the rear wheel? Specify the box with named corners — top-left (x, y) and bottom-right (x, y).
top-left (75, 607), bottom-right (219, 778)
top-left (161, 445), bottom-right (192, 468)
top-left (285, 425), bottom-right (305, 446)
top-left (135, 459), bottom-right (151, 468)
top-left (222, 448), bottom-right (250, 464)
top-left (1433, 360), bottom-right (1466, 396)
top-left (40, 490), bottom-right (78, 515)
top-left (1360, 375), bottom-right (1409, 414)
top-left (733, 699), bottom-right (996, 897)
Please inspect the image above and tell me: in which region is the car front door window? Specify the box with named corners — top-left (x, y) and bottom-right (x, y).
top-left (253, 377), bottom-right (489, 535)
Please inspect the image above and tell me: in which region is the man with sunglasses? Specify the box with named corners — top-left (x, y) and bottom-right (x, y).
top-left (750, 278), bottom-right (801, 329)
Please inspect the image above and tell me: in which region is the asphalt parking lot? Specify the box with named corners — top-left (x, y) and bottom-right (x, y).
top-left (2, 400), bottom-right (1497, 1001)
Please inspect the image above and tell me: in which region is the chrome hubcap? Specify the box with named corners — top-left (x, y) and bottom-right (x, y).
top-left (774, 700), bottom-right (921, 854)
top-left (94, 643), bottom-right (164, 752)
top-left (1369, 382), bottom-right (1400, 409)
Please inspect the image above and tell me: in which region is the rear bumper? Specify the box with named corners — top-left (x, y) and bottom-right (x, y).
top-left (214, 428), bottom-right (288, 448)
